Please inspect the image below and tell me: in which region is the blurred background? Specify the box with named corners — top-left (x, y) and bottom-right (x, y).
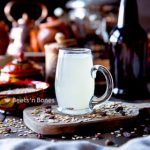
top-left (0, 0), bottom-right (150, 29)
top-left (0, 0), bottom-right (149, 98)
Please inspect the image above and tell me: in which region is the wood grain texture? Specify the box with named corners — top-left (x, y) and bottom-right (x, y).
top-left (23, 101), bottom-right (150, 135)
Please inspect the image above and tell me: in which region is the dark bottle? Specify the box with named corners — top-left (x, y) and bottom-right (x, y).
top-left (109, 0), bottom-right (149, 99)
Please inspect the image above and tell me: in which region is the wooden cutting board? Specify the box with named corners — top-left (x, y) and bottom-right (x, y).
top-left (23, 100), bottom-right (150, 135)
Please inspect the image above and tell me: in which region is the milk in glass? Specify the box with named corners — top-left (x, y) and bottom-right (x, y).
top-left (55, 52), bottom-right (94, 111)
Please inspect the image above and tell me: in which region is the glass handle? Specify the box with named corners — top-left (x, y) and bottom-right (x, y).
top-left (89, 65), bottom-right (113, 109)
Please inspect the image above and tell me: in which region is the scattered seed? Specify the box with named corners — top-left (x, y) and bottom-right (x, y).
top-left (95, 133), bottom-right (103, 139)
top-left (37, 134), bottom-right (44, 139)
top-left (115, 106), bottom-right (123, 112)
top-left (123, 132), bottom-right (131, 138)
top-left (45, 105), bottom-right (52, 109)
top-left (120, 110), bottom-right (126, 116)
top-left (18, 129), bottom-right (23, 132)
top-left (114, 130), bottom-right (120, 134)
top-left (61, 136), bottom-right (66, 139)
top-left (144, 127), bottom-right (150, 134)
top-left (111, 132), bottom-right (114, 135)
top-left (18, 134), bottom-right (23, 136)
top-left (92, 137), bottom-right (96, 140)
top-left (131, 131), bottom-right (135, 134)
top-left (45, 109), bottom-right (51, 114)
top-left (5, 128), bottom-right (11, 133)
top-left (39, 120), bottom-right (44, 122)
top-left (49, 115), bottom-right (55, 119)
top-left (100, 111), bottom-right (107, 116)
top-left (116, 134), bottom-right (121, 137)
top-left (23, 134), bottom-right (27, 136)
top-left (4, 134), bottom-right (9, 136)
top-left (105, 139), bottom-right (115, 146)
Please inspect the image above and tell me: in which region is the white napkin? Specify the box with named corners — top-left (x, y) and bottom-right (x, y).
top-left (0, 136), bottom-right (150, 150)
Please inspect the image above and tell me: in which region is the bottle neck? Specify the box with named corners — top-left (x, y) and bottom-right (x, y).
top-left (117, 0), bottom-right (139, 28)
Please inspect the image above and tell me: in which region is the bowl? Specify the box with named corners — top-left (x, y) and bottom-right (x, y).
top-left (0, 80), bottom-right (50, 113)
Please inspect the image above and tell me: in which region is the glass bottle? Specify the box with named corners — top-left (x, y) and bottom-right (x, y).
top-left (109, 0), bottom-right (149, 99)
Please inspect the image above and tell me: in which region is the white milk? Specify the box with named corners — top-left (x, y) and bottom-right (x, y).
top-left (55, 52), bottom-right (94, 111)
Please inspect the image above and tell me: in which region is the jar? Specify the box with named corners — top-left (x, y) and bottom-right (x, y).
top-left (45, 33), bottom-right (77, 85)
top-left (37, 17), bottom-right (72, 52)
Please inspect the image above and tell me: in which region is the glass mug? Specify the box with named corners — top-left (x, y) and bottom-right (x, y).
top-left (55, 48), bottom-right (113, 115)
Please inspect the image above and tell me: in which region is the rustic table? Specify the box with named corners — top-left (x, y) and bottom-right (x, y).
top-left (0, 98), bottom-right (150, 148)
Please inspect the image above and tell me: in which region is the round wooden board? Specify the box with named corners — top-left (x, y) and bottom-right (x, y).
top-left (23, 101), bottom-right (150, 135)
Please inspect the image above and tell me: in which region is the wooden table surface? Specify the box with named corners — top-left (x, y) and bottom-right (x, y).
top-left (0, 98), bottom-right (150, 148)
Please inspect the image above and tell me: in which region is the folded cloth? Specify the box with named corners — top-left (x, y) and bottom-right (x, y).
top-left (0, 136), bottom-right (149, 150)
top-left (120, 136), bottom-right (150, 150)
